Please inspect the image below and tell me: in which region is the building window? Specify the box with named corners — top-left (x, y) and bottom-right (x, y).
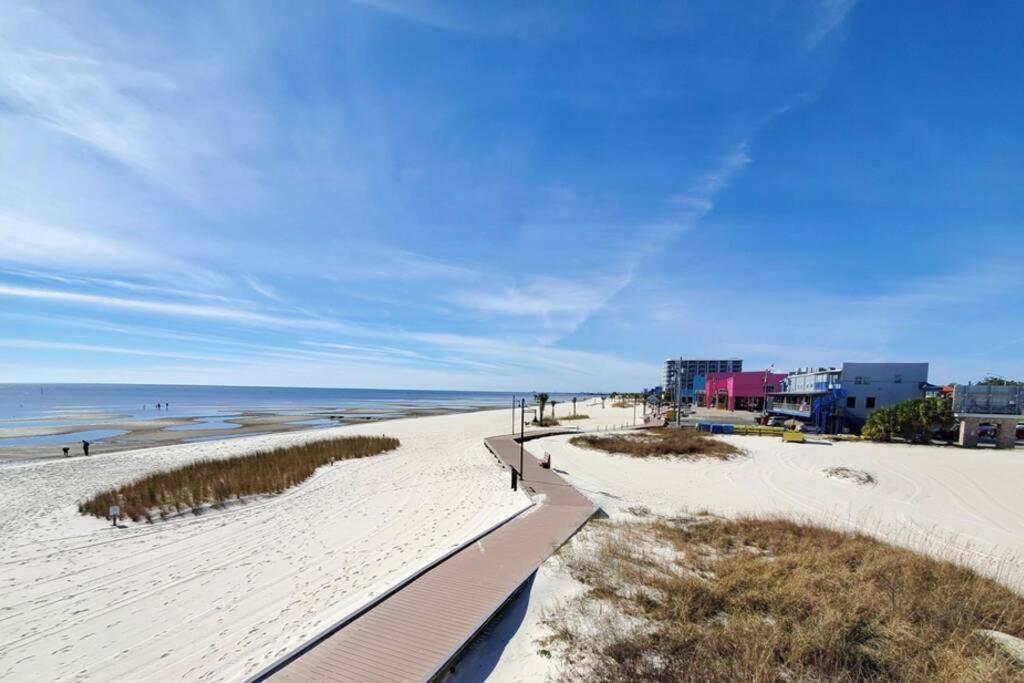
top-left (847, 396), bottom-right (856, 408)
top-left (855, 376), bottom-right (862, 384)
top-left (894, 374), bottom-right (902, 383)
top-left (863, 376), bottom-right (871, 384)
top-left (866, 397), bottom-right (876, 409)
top-left (764, 384), bottom-right (775, 393)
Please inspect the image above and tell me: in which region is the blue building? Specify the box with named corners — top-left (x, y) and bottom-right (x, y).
top-left (768, 362), bottom-right (931, 433)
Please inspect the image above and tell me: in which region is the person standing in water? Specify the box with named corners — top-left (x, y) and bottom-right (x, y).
top-left (82, 440), bottom-right (90, 456)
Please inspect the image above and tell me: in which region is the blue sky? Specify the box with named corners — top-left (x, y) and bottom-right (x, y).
top-left (0, 0), bottom-right (1021, 391)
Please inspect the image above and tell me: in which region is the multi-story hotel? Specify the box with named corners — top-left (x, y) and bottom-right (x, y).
top-left (663, 358), bottom-right (743, 402)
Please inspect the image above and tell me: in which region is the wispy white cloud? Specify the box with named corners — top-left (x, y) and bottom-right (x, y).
top-left (405, 330), bottom-right (657, 380)
top-left (804, 0), bottom-right (860, 49)
top-left (301, 341), bottom-right (430, 361)
top-left (322, 245), bottom-right (479, 282)
top-left (350, 0), bottom-right (475, 33)
top-left (3, 269), bottom-right (239, 305)
top-left (0, 284), bottom-right (344, 330)
top-left (0, 6), bottom-right (274, 216)
top-left (0, 338), bottom-right (246, 364)
top-left (0, 49), bottom-right (171, 178)
top-left (450, 271), bottom-right (635, 341)
top-left (0, 213), bottom-right (168, 272)
top-left (668, 141), bottom-right (752, 230)
top-left (242, 275), bottom-right (286, 303)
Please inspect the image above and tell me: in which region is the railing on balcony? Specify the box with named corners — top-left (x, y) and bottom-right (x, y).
top-left (767, 401), bottom-right (811, 417)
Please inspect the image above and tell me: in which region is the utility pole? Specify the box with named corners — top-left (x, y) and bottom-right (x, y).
top-left (512, 394), bottom-right (516, 435)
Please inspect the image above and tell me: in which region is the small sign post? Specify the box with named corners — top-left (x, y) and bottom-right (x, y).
top-left (109, 505), bottom-right (120, 527)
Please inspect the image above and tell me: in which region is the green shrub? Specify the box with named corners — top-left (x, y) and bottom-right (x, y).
top-left (862, 397), bottom-right (953, 443)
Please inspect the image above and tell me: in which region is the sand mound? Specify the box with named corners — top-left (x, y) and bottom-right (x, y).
top-left (823, 466), bottom-right (877, 486)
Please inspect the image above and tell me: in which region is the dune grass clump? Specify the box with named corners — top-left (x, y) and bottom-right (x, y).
top-left (546, 517), bottom-right (1024, 682)
top-left (570, 427), bottom-right (741, 460)
top-left (79, 435), bottom-right (399, 523)
top-left (560, 414), bottom-right (590, 421)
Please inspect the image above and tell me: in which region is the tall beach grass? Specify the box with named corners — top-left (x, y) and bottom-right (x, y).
top-left (570, 427), bottom-right (741, 460)
top-left (79, 435), bottom-right (399, 523)
top-left (546, 516), bottom-right (1024, 681)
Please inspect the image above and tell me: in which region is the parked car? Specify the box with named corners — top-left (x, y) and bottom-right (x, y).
top-left (798, 423), bottom-right (823, 434)
top-left (767, 416), bottom-right (788, 427)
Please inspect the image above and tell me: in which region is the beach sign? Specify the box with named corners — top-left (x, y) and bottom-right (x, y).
top-left (109, 505), bottom-right (120, 526)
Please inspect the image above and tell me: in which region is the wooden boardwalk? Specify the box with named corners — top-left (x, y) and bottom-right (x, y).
top-left (256, 430), bottom-right (595, 682)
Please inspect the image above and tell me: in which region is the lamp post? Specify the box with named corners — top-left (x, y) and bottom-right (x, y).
top-left (675, 357), bottom-right (682, 427)
top-left (519, 398), bottom-right (525, 480)
top-left (762, 363), bottom-right (774, 424)
top-left (512, 394), bottom-right (516, 436)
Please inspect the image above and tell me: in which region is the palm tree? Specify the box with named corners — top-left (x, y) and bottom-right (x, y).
top-left (534, 393), bottom-right (549, 424)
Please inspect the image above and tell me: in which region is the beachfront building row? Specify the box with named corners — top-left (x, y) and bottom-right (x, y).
top-left (663, 358), bottom-right (742, 403)
top-left (766, 362), bottom-right (932, 433)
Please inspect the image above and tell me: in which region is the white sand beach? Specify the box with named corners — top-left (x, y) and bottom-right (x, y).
top-left (0, 400), bottom-right (633, 682)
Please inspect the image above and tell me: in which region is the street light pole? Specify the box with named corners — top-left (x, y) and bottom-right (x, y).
top-left (519, 398), bottom-right (525, 480)
top-left (675, 357), bottom-right (682, 427)
top-left (762, 363), bottom-right (774, 424)
top-left (512, 394), bottom-right (516, 436)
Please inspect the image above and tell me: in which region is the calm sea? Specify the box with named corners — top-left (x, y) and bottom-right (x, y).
top-left (0, 384), bottom-right (591, 423)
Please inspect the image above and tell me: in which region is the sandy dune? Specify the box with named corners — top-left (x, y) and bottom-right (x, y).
top-left (450, 431), bottom-right (1024, 683)
top-left (539, 433), bottom-right (1024, 589)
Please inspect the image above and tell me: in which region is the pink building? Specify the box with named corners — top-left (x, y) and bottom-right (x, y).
top-left (701, 370), bottom-right (787, 411)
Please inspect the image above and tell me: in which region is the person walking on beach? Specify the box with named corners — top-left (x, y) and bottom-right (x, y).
top-left (62, 447), bottom-right (70, 457)
top-left (82, 440), bottom-right (90, 456)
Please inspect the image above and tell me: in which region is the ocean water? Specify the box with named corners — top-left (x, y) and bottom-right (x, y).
top-left (0, 384), bottom-right (590, 423)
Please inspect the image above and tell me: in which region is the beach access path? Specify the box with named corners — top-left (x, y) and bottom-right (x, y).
top-left (260, 429), bottom-right (598, 682)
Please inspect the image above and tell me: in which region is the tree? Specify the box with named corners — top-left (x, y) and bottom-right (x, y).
top-left (534, 393), bottom-right (549, 424)
top-left (979, 376), bottom-right (1024, 386)
top-left (862, 397), bottom-right (954, 443)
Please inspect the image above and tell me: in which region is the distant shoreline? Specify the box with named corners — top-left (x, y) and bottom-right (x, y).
top-left (0, 401), bottom-right (509, 462)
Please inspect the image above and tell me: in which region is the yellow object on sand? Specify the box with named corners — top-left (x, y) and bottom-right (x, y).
top-left (783, 430), bottom-right (806, 443)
